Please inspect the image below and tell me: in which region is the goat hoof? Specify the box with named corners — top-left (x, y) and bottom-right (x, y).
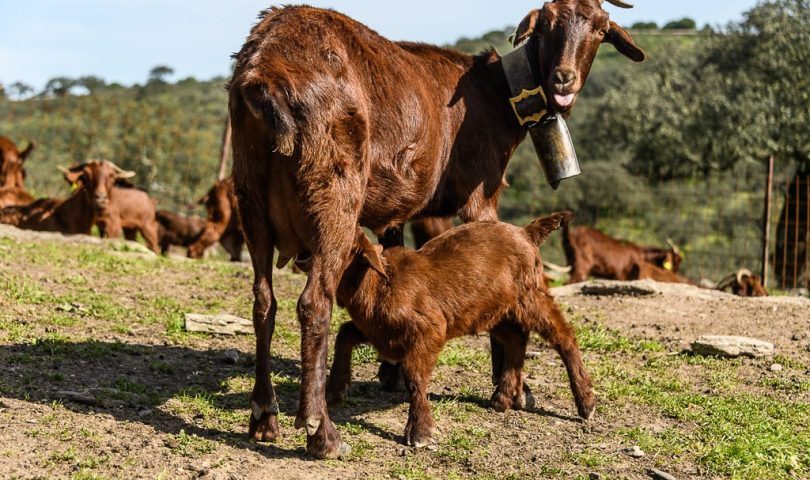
top-left (516, 384), bottom-right (536, 411)
top-left (490, 392), bottom-right (511, 412)
top-left (301, 416), bottom-right (322, 436)
top-left (249, 412), bottom-right (280, 442)
top-left (305, 420), bottom-right (346, 459)
top-left (577, 394), bottom-right (597, 420)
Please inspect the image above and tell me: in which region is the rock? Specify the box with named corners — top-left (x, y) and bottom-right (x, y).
top-left (589, 473), bottom-right (602, 480)
top-left (691, 336), bottom-right (774, 358)
top-left (648, 468), bottom-right (677, 480)
top-left (770, 363), bottom-right (783, 372)
top-left (623, 446), bottom-right (645, 458)
top-left (184, 314), bottom-right (253, 335)
top-left (222, 349), bottom-right (241, 365)
top-left (525, 351), bottom-right (543, 359)
top-left (792, 332), bottom-right (806, 341)
top-left (138, 409), bottom-right (153, 417)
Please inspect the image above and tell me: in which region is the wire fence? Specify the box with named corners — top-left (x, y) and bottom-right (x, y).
top-left (522, 157), bottom-right (808, 292)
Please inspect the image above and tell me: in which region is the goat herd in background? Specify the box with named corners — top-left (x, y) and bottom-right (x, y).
top-left (0, 0), bottom-right (772, 460)
top-left (0, 133), bottom-right (765, 297)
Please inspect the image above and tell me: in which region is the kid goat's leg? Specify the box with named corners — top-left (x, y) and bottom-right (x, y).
top-left (326, 322), bottom-right (368, 406)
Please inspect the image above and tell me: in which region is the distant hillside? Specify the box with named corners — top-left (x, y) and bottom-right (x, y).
top-left (0, 27), bottom-right (697, 215)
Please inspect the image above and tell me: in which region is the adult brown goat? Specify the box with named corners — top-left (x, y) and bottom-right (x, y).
top-left (0, 136), bottom-right (34, 189)
top-left (187, 177), bottom-right (244, 261)
top-left (716, 269), bottom-right (768, 297)
top-left (230, 2), bottom-right (644, 458)
top-left (0, 136), bottom-right (36, 208)
top-left (327, 212), bottom-right (593, 447)
top-left (0, 162), bottom-right (130, 234)
top-left (563, 226), bottom-right (682, 284)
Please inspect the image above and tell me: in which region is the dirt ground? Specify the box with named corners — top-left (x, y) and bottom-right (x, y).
top-left (0, 225), bottom-right (808, 480)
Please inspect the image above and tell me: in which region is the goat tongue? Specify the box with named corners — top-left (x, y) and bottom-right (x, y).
top-left (554, 94), bottom-right (575, 107)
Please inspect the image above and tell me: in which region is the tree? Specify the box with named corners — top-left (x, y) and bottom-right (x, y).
top-left (631, 21), bottom-right (658, 30)
top-left (43, 77), bottom-right (76, 97)
top-left (148, 65), bottom-right (175, 84)
top-left (9, 81), bottom-right (34, 99)
top-left (663, 18), bottom-right (697, 30)
top-left (585, 0), bottom-right (810, 284)
top-left (76, 75), bottom-right (107, 94)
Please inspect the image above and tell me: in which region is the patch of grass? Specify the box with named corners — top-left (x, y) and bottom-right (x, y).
top-left (437, 426), bottom-right (490, 462)
top-left (351, 344), bottom-right (377, 365)
top-left (575, 321), bottom-right (663, 353)
top-left (773, 354), bottom-right (807, 370)
top-left (0, 318), bottom-right (34, 342)
top-left (599, 362), bottom-right (810, 478)
top-left (437, 339), bottom-right (489, 370)
top-left (389, 461), bottom-right (433, 480)
top-left (568, 447), bottom-right (610, 468)
top-left (165, 429), bottom-right (217, 457)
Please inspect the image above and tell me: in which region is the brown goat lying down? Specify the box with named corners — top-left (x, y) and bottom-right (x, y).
top-left (564, 226), bottom-right (682, 284)
top-left (629, 261), bottom-right (694, 284)
top-left (327, 211), bottom-right (594, 447)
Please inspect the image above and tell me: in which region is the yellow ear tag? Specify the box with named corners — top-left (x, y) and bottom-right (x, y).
top-left (663, 260), bottom-right (673, 271)
top-left (71, 182), bottom-right (79, 193)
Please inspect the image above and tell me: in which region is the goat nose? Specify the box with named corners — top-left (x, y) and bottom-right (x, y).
top-left (553, 68), bottom-right (576, 87)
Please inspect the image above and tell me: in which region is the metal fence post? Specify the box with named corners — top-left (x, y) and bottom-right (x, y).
top-left (762, 155), bottom-right (773, 288)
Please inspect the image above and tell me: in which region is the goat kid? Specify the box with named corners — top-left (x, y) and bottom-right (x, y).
top-left (157, 210), bottom-right (207, 255)
top-left (61, 161), bottom-right (160, 253)
top-left (327, 211), bottom-right (594, 447)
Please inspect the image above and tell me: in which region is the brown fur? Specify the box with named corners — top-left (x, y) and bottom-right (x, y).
top-left (0, 136), bottom-right (34, 189)
top-left (410, 217), bottom-right (454, 250)
top-left (60, 161), bottom-right (160, 253)
top-left (0, 187), bottom-right (35, 209)
top-left (95, 186), bottom-right (160, 253)
top-left (187, 178), bottom-right (244, 261)
top-left (564, 226), bottom-right (682, 283)
top-left (229, 4), bottom-right (643, 457)
top-left (326, 212), bottom-right (593, 447)
top-left (156, 210), bottom-right (207, 255)
top-left (717, 270), bottom-right (768, 297)
top-left (628, 261), bottom-right (693, 284)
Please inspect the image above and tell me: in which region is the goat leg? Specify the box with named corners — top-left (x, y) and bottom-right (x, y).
top-left (327, 322), bottom-right (367, 406)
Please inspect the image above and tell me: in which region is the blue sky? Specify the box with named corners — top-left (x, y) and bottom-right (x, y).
top-left (1, 1), bottom-right (760, 91)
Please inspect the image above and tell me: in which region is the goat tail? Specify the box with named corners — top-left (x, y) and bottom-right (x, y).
top-left (523, 210), bottom-right (574, 246)
top-left (236, 82), bottom-right (297, 157)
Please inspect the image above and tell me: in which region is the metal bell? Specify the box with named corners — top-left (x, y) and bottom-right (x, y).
top-left (528, 115), bottom-right (581, 190)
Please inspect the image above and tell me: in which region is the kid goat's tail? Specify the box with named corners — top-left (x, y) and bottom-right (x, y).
top-left (523, 211), bottom-right (574, 246)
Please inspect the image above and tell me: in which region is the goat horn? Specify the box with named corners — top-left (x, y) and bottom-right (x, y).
top-left (106, 161), bottom-right (137, 179)
top-left (57, 165), bottom-right (70, 174)
top-left (715, 273), bottom-right (737, 292)
top-left (544, 261), bottom-right (572, 273)
top-left (666, 238), bottom-right (681, 255)
top-left (601, 0), bottom-right (634, 8)
top-left (736, 269), bottom-right (753, 285)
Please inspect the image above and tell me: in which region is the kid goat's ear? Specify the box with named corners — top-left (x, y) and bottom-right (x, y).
top-left (355, 227), bottom-right (388, 279)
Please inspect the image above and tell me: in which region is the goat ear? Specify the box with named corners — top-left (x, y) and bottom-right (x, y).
top-left (59, 166), bottom-right (83, 185)
top-left (19, 142), bottom-right (35, 162)
top-left (356, 228), bottom-right (388, 279)
top-left (605, 21), bottom-right (645, 62)
top-left (511, 9), bottom-right (541, 47)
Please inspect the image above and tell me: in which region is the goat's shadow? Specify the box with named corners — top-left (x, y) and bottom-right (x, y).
top-left (0, 339), bottom-right (578, 459)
